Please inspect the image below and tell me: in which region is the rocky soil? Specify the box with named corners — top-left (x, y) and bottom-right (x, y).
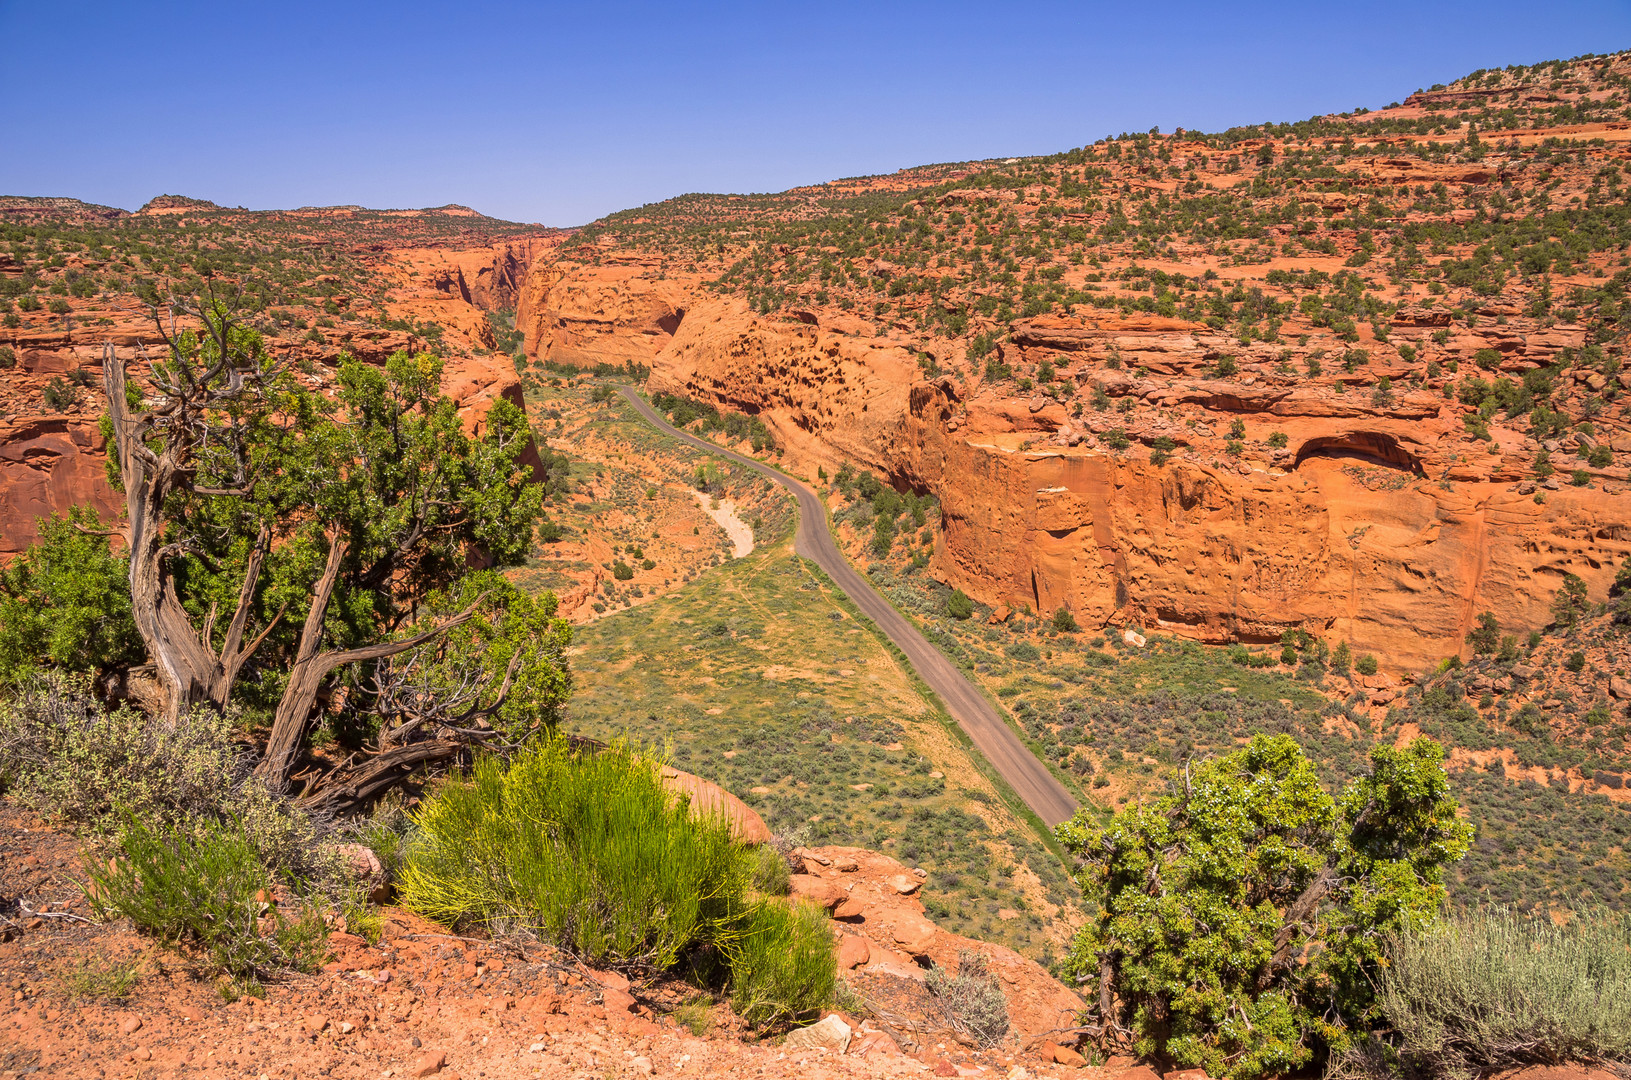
top-left (0, 801), bottom-right (1093, 1080)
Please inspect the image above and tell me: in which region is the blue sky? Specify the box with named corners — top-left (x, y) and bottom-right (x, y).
top-left (1, 1), bottom-right (1627, 225)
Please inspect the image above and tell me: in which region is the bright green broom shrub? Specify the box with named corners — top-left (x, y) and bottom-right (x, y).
top-left (398, 736), bottom-right (836, 1025)
top-left (725, 898), bottom-right (836, 1028)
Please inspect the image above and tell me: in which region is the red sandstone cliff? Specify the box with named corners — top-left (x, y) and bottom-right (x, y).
top-left (513, 260), bottom-right (1628, 670)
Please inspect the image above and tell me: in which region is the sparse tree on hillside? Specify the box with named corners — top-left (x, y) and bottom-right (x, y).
top-left (1550, 572), bottom-right (1591, 632)
top-left (1465, 611), bottom-right (1500, 655)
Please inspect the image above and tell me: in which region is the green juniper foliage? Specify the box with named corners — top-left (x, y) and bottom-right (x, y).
top-left (1057, 734), bottom-right (1470, 1079)
top-left (0, 509), bottom-right (142, 688)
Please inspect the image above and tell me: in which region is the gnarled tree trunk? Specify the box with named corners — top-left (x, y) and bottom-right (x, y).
top-left (255, 537), bottom-right (482, 792)
top-left (106, 342), bottom-right (246, 720)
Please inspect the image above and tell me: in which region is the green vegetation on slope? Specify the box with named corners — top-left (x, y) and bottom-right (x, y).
top-left (566, 540), bottom-right (1080, 957)
top-left (399, 734), bottom-right (836, 1028)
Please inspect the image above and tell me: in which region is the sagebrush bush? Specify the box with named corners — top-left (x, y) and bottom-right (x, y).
top-left (1380, 907), bottom-right (1631, 1077)
top-left (399, 736), bottom-right (836, 1026)
top-left (84, 814), bottom-right (326, 996)
top-left (750, 844), bottom-right (792, 896)
top-left (927, 949), bottom-right (1010, 1047)
top-left (0, 673), bottom-right (339, 882)
top-left (726, 899), bottom-right (836, 1028)
top-left (0, 673), bottom-right (246, 829)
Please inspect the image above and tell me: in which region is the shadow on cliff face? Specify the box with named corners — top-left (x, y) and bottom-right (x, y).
top-left (1293, 431), bottom-right (1425, 475)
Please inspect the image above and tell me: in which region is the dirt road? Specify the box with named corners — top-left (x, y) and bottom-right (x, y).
top-left (619, 388), bottom-right (1079, 828)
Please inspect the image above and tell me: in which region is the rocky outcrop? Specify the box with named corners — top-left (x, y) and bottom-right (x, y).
top-left (0, 414), bottom-right (124, 555)
top-left (660, 765), bottom-right (773, 844)
top-left (515, 259), bottom-right (699, 370)
top-left (649, 298), bottom-right (924, 480)
top-left (909, 381), bottom-right (1628, 668)
top-left (507, 259), bottom-right (1629, 669)
top-left (404, 238), bottom-right (552, 314)
top-left (797, 845), bottom-right (1085, 1041)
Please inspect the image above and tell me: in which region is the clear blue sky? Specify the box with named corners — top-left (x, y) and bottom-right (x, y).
top-left (1, 1), bottom-right (1627, 226)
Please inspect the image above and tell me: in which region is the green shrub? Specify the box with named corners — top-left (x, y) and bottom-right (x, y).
top-left (1552, 572), bottom-right (1590, 630)
top-left (1565, 650), bottom-right (1587, 673)
top-left (0, 345), bottom-right (14, 369)
top-left (0, 674), bottom-right (242, 830)
top-left (0, 674), bottom-right (336, 878)
top-left (401, 737), bottom-right (745, 968)
top-left (59, 953), bottom-right (145, 1001)
top-left (673, 994), bottom-right (715, 1036)
top-left (1465, 612), bottom-right (1499, 655)
top-left (1355, 654), bottom-right (1379, 676)
top-left (42, 377), bottom-right (77, 410)
top-left (1380, 908), bottom-right (1631, 1076)
top-left (750, 844), bottom-right (791, 896)
top-left (400, 737), bottom-right (835, 1026)
top-left (1052, 609), bottom-right (1079, 633)
top-left (613, 560), bottom-right (635, 580)
top-left (0, 510), bottom-right (142, 688)
top-left (1057, 734), bottom-right (1471, 1079)
top-left (926, 949), bottom-right (1010, 1047)
top-left (947, 589), bottom-right (974, 620)
top-left (84, 814), bottom-right (326, 996)
top-left (725, 899), bottom-right (836, 1028)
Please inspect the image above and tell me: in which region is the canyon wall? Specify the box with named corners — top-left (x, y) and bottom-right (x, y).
top-left (907, 383), bottom-right (1626, 667)
top-left (515, 256), bottom-right (699, 371)
top-left (515, 260), bottom-right (1629, 668)
top-left (2, 238), bottom-right (550, 558)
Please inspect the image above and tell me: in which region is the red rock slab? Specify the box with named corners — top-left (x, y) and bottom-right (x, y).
top-left (660, 765), bottom-right (773, 844)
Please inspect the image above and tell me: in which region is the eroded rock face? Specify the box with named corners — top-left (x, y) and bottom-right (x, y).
top-left (0, 414), bottom-right (124, 555)
top-left (510, 258), bottom-right (1630, 668)
top-left (912, 400), bottom-right (1628, 668)
top-left (650, 297), bottom-right (924, 480)
top-left (515, 258), bottom-right (698, 370)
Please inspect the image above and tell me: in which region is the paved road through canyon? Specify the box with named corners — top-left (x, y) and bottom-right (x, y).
top-left (618, 387), bottom-right (1080, 828)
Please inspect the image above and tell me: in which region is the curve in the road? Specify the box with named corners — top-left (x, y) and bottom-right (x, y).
top-left (617, 387), bottom-right (1080, 828)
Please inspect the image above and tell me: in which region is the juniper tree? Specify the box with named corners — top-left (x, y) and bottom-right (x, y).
top-left (1057, 734), bottom-right (1470, 1079)
top-left (99, 288), bottom-right (565, 803)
